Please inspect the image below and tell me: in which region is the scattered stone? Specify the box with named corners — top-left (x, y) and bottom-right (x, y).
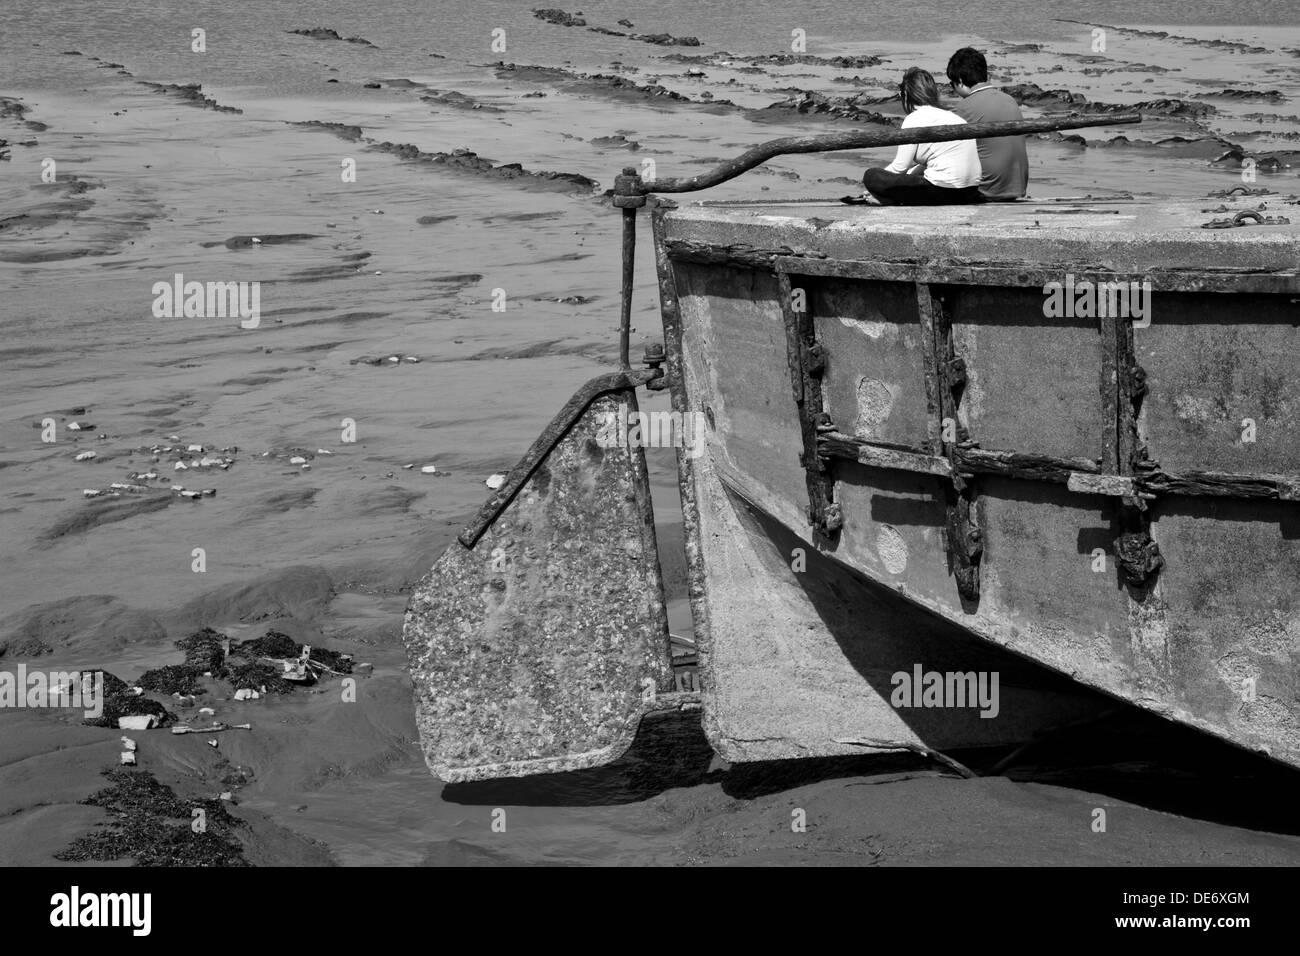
top-left (590, 133), bottom-right (640, 149)
top-left (533, 8), bottom-right (586, 27)
top-left (1000, 83), bottom-right (1089, 107)
top-left (421, 89), bottom-right (498, 111)
top-left (368, 138), bottom-right (600, 192)
top-left (289, 27), bottom-right (376, 47)
top-left (138, 81), bottom-right (241, 114)
top-left (1193, 88), bottom-right (1286, 103)
top-left (292, 120), bottom-right (364, 141)
top-left (486, 473), bottom-right (507, 490)
top-left (631, 32), bottom-right (701, 46)
top-left (763, 89), bottom-right (900, 125)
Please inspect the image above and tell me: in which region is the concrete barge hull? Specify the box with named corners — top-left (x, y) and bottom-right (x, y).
top-left (654, 195), bottom-right (1300, 769)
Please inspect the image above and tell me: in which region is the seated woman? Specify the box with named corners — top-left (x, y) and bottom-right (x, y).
top-left (862, 67), bottom-right (983, 205)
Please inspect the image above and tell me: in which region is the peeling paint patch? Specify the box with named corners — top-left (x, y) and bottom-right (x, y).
top-left (1240, 611), bottom-right (1300, 659)
top-left (1215, 650), bottom-right (1260, 686)
top-left (854, 377), bottom-right (897, 437)
top-left (1174, 393), bottom-right (1219, 424)
top-left (837, 316), bottom-right (896, 343)
top-left (1127, 595), bottom-right (1171, 695)
top-left (1239, 696), bottom-right (1299, 739)
top-left (876, 524), bottom-right (907, 575)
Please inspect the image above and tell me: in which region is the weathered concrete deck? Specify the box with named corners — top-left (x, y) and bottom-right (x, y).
top-left (671, 193), bottom-right (1300, 276)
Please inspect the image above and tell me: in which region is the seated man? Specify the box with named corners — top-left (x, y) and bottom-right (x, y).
top-left (861, 67), bottom-right (982, 206)
top-left (946, 47), bottom-right (1028, 201)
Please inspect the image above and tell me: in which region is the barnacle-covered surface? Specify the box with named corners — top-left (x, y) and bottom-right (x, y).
top-left (403, 390), bottom-right (673, 782)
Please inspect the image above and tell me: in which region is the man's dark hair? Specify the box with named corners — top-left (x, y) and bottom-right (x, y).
top-left (899, 67), bottom-right (940, 112)
top-left (946, 47), bottom-right (988, 87)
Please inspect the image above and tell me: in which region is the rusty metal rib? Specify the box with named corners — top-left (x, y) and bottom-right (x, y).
top-left (458, 367), bottom-right (662, 547)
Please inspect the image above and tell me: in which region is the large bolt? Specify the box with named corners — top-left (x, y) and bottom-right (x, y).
top-left (613, 166), bottom-right (646, 208)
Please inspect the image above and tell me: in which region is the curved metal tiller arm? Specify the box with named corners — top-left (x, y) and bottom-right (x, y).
top-left (639, 113), bottom-right (1142, 194)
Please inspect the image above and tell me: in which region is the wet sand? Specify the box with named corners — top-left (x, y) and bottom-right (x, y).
top-left (3, 7), bottom-right (1300, 865)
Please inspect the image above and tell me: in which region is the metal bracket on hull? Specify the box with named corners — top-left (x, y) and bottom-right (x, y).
top-left (919, 283), bottom-right (983, 608)
top-left (1112, 317), bottom-right (1162, 591)
top-left (777, 270), bottom-right (842, 539)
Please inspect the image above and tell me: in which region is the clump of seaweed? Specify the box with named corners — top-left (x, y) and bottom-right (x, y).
top-left (82, 671), bottom-right (175, 728)
top-left (55, 768), bottom-right (247, 867)
top-left (233, 630), bottom-right (299, 660)
top-left (228, 629), bottom-right (353, 686)
top-left (116, 628), bottom-right (353, 706)
top-left (223, 661), bottom-right (295, 695)
top-left (307, 645), bottom-right (353, 675)
top-left (137, 664), bottom-right (204, 695)
top-left (175, 627), bottom-right (228, 671)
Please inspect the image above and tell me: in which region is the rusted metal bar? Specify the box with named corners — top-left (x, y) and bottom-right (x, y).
top-left (955, 446), bottom-right (1102, 482)
top-left (458, 367), bottom-right (662, 547)
top-left (614, 167), bottom-right (648, 371)
top-left (650, 195), bottom-right (717, 695)
top-left (1066, 473), bottom-right (1136, 497)
top-left (778, 270), bottom-right (841, 537)
top-left (1113, 316), bottom-right (1161, 589)
top-left (1098, 313), bottom-right (1120, 475)
top-left (619, 207), bottom-right (635, 369)
top-left (667, 240), bottom-right (810, 271)
top-left (819, 431), bottom-right (953, 477)
top-left (818, 430), bottom-right (1300, 502)
top-left (782, 255), bottom-right (1300, 295)
top-left (918, 283), bottom-right (981, 607)
top-left (821, 433), bottom-right (1101, 482)
top-left (914, 281), bottom-right (944, 456)
top-left (662, 243), bottom-right (1300, 295)
top-left (641, 114), bottom-right (1141, 194)
top-left (1136, 468), bottom-right (1300, 500)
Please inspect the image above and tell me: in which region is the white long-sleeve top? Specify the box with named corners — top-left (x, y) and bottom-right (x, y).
top-left (884, 105), bottom-right (981, 188)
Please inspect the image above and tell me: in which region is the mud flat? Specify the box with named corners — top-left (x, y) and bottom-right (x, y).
top-left (3, 2), bottom-right (1300, 867)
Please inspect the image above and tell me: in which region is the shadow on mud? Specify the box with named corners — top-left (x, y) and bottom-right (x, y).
top-left (446, 694), bottom-right (1300, 837)
top-left (441, 707), bottom-right (719, 807)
